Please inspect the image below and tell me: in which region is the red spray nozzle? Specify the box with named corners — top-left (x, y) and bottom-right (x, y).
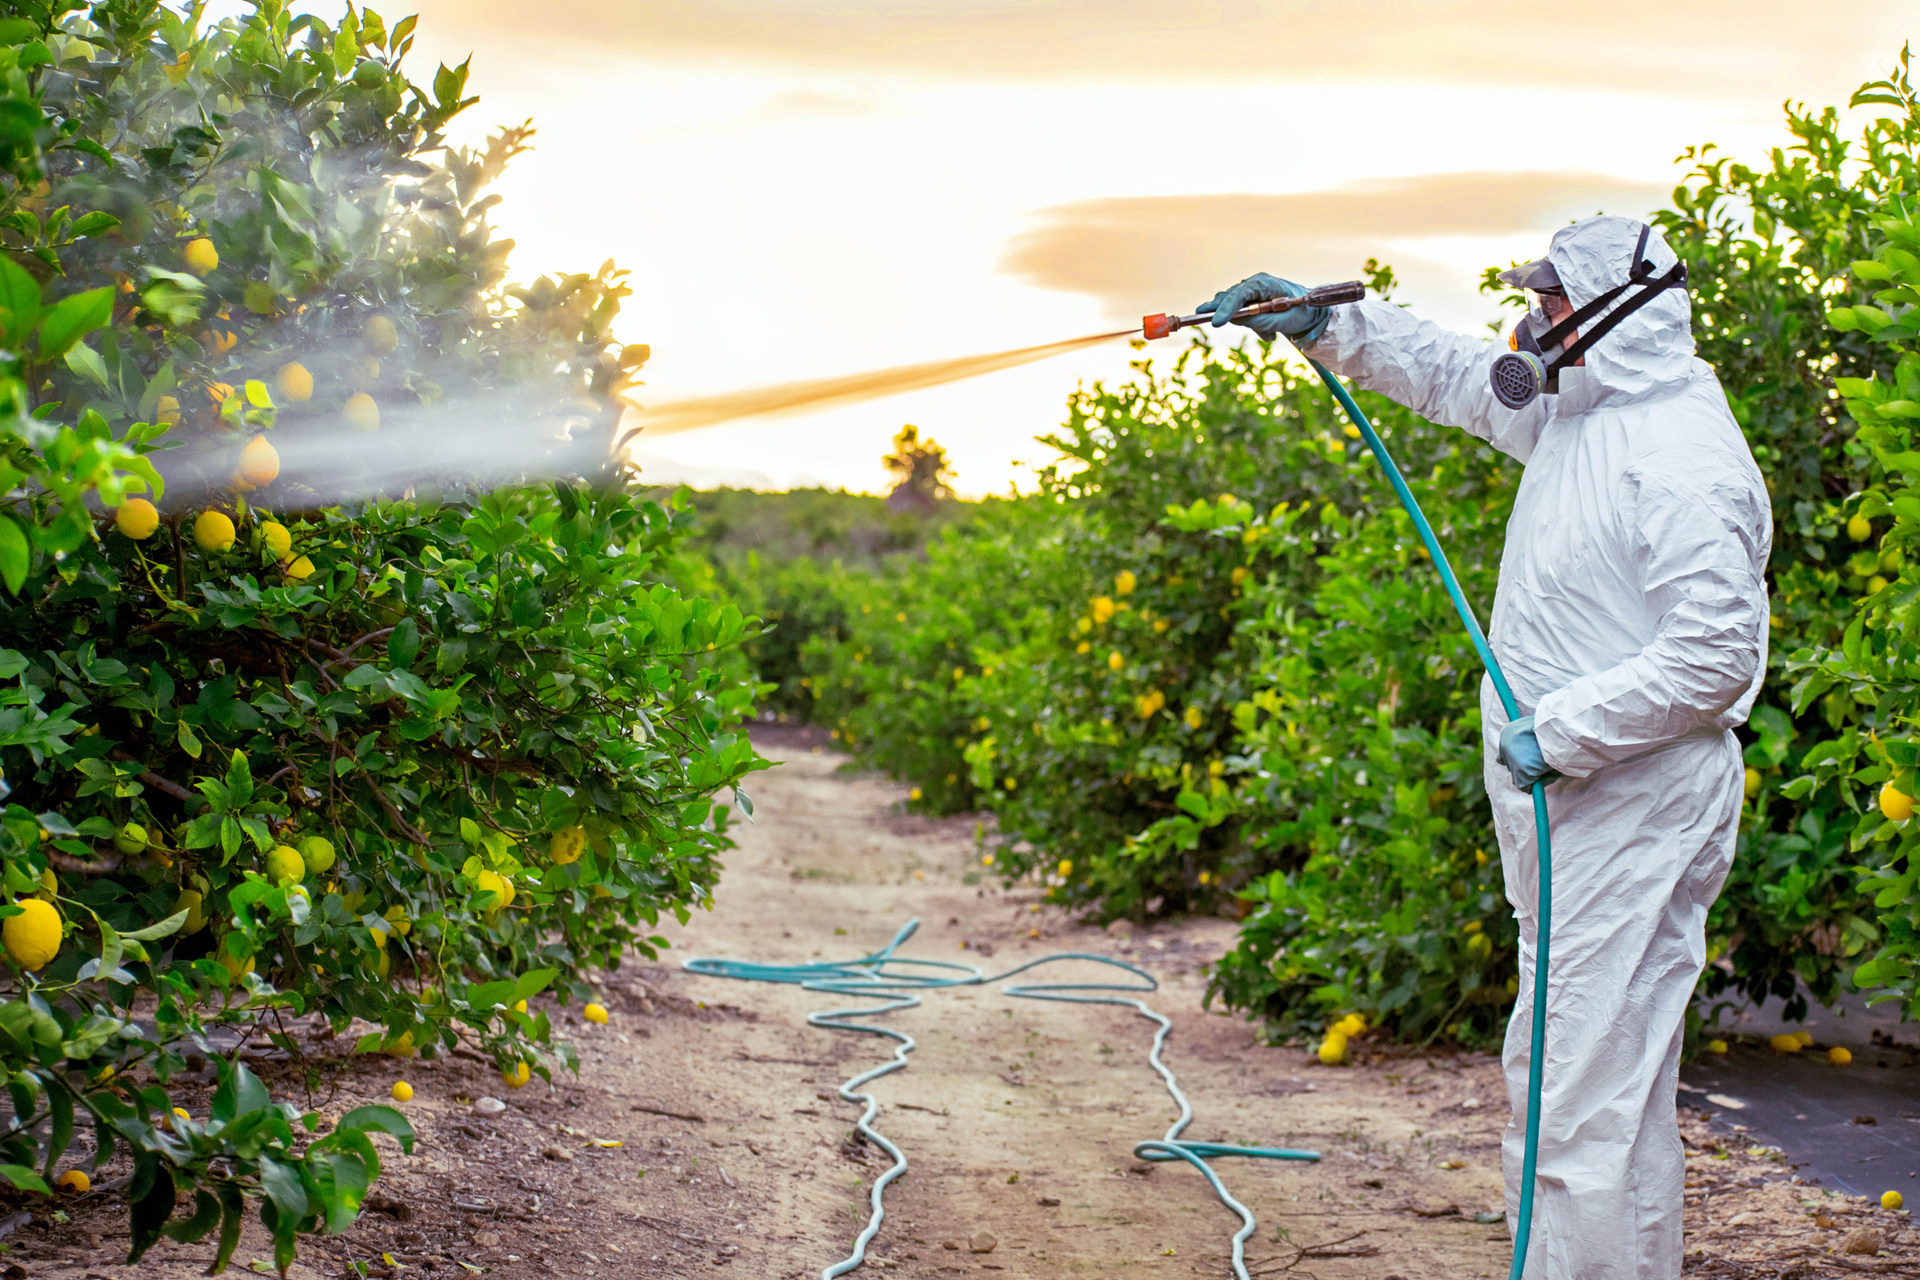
top-left (1142, 313), bottom-right (1173, 341)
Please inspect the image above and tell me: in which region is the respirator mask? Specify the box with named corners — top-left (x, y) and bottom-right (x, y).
top-left (1488, 224), bottom-right (1688, 410)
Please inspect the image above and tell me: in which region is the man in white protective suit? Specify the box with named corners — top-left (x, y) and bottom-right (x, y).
top-left (1199, 215), bottom-right (1773, 1280)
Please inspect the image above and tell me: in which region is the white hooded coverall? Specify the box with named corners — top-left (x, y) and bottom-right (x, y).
top-left (1298, 215), bottom-right (1772, 1280)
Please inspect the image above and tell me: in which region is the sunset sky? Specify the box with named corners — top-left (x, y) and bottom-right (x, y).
top-left (217, 2), bottom-right (1915, 494)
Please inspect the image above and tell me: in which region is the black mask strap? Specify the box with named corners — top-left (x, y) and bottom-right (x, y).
top-left (1534, 226), bottom-right (1687, 372)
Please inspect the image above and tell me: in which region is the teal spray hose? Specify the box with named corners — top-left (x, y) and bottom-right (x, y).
top-left (683, 344), bottom-right (1551, 1280)
top-left (1304, 356), bottom-right (1551, 1280)
top-left (685, 925), bottom-right (1321, 1280)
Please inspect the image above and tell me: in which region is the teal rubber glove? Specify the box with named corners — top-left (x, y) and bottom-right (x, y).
top-left (1196, 274), bottom-right (1330, 344)
top-left (1497, 716), bottom-right (1560, 792)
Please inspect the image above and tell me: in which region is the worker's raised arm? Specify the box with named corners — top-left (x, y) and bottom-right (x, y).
top-left (1196, 274), bottom-right (1549, 459)
top-left (1291, 297), bottom-right (1548, 463)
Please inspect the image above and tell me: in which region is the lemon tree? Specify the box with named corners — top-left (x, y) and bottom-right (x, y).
top-left (0, 2), bottom-right (764, 1269)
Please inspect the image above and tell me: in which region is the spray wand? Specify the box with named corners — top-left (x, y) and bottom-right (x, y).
top-left (1140, 279), bottom-right (1367, 341)
top-left (1142, 286), bottom-right (1551, 1280)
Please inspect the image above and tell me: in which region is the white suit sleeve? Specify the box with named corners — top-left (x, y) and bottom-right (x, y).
top-left (1530, 470), bottom-right (1769, 777)
top-left (1299, 298), bottom-right (1549, 464)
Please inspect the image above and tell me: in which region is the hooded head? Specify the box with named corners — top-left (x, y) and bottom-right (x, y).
top-left (1503, 215), bottom-right (1695, 408)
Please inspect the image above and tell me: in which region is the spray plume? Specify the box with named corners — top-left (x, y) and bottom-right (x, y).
top-left (149, 329), bottom-right (1135, 507)
top-left (626, 329), bottom-right (1135, 440)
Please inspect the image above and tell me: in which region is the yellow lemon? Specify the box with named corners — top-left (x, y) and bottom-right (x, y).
top-left (183, 237), bottom-right (218, 275)
top-left (207, 326), bottom-right (237, 355)
top-left (1883, 1190), bottom-right (1904, 1210)
top-left (474, 869), bottom-right (514, 912)
top-left (1829, 1046), bottom-right (1852, 1065)
top-left (238, 435), bottom-right (279, 487)
top-left (1107, 651), bottom-right (1123, 672)
top-left (502, 1060), bottom-right (530, 1089)
top-left (1869, 575), bottom-right (1889, 594)
top-left (391, 1081), bottom-right (413, 1102)
top-left (1114, 570), bottom-right (1137, 596)
top-left (56, 1169), bottom-right (89, 1193)
top-left (1707, 1039), bottom-right (1728, 1054)
top-left (35, 867), bottom-right (55, 899)
top-left (1057, 859), bottom-right (1073, 877)
top-left (193, 510), bottom-right (235, 553)
top-left (115, 498), bottom-right (159, 540)
top-left (384, 1031), bottom-right (416, 1058)
top-left (1744, 767), bottom-right (1761, 799)
top-left (260, 521), bottom-right (292, 561)
top-left (284, 554), bottom-right (315, 581)
top-left (344, 391), bottom-right (380, 431)
top-left (548, 825), bottom-right (587, 865)
top-left (1333, 1014), bottom-right (1367, 1038)
top-left (365, 315), bottom-right (399, 354)
top-left (208, 381), bottom-right (235, 405)
top-left (155, 395), bottom-right (181, 425)
top-left (367, 947), bottom-right (391, 979)
top-left (1231, 566), bottom-right (1249, 587)
top-left (512, 999), bottom-right (528, 1015)
top-left (173, 889), bottom-right (207, 934)
top-left (1317, 1033), bottom-right (1346, 1065)
top-left (383, 905), bottom-right (411, 938)
top-left (1848, 513), bottom-right (1873, 542)
top-left (1768, 1033), bottom-right (1801, 1053)
top-left (115, 822), bottom-right (148, 855)
top-left (909, 787), bottom-right (923, 802)
top-left (584, 1003), bottom-right (609, 1024)
top-left (276, 361), bottom-right (314, 402)
top-left (264, 845), bottom-right (305, 886)
top-left (1090, 596), bottom-right (1116, 624)
top-left (1882, 784), bottom-right (1914, 822)
top-left (1184, 706), bottom-right (1203, 730)
top-left (218, 948), bottom-right (254, 981)
top-left (1792, 1030), bottom-right (1814, 1047)
top-left (296, 835), bottom-right (334, 875)
top-left (4, 899), bottom-right (62, 970)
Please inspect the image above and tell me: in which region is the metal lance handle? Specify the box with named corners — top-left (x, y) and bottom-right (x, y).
top-left (1142, 280), bottom-right (1367, 340)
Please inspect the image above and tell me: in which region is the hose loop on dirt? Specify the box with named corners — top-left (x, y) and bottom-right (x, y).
top-left (686, 920), bottom-right (1320, 1280)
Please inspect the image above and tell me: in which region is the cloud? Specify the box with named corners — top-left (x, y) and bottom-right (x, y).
top-left (998, 171), bottom-right (1670, 322)
top-left (407, 0), bottom-right (1907, 97)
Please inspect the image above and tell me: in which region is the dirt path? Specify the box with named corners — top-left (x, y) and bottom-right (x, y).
top-left (25, 730), bottom-right (1917, 1279)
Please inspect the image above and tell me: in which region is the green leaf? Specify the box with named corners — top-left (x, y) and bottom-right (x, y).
top-left (161, 1189), bottom-right (222, 1243)
top-left (36, 286), bottom-right (115, 359)
top-left (211, 1060), bottom-right (272, 1122)
top-left (126, 1158), bottom-right (175, 1262)
top-left (0, 514), bottom-right (29, 595)
top-left (337, 1104), bottom-right (417, 1154)
top-left (0, 1163), bottom-right (47, 1193)
top-left (0, 255), bottom-right (40, 344)
top-left (68, 211), bottom-right (119, 239)
top-left (387, 618), bottom-right (420, 670)
top-left (121, 907), bottom-right (189, 942)
top-left (210, 1182), bottom-right (245, 1273)
top-left (258, 1154), bottom-right (310, 1218)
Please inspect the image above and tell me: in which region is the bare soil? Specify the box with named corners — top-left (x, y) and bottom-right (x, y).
top-left (16, 730), bottom-right (1918, 1278)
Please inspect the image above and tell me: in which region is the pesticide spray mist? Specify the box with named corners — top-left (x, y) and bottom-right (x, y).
top-left (624, 329), bottom-right (1135, 441)
top-left (151, 329), bottom-right (1134, 507)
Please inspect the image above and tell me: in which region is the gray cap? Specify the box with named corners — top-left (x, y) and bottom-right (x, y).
top-left (1496, 258), bottom-right (1562, 293)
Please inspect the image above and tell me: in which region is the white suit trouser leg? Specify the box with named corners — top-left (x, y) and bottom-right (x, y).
top-left (1486, 726), bottom-right (1741, 1280)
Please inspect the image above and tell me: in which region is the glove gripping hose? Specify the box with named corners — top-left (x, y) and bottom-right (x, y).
top-left (1303, 357), bottom-right (1550, 1280)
